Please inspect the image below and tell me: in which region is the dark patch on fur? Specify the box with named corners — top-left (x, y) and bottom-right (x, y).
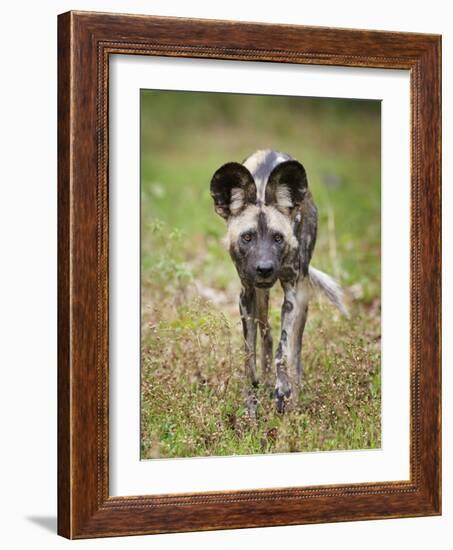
top-left (257, 210), bottom-right (267, 236)
top-left (297, 193), bottom-right (318, 276)
top-left (240, 316), bottom-right (248, 341)
top-left (240, 286), bottom-right (255, 304)
top-left (282, 300), bottom-right (293, 313)
top-left (239, 288), bottom-right (255, 342)
top-left (275, 342), bottom-right (283, 361)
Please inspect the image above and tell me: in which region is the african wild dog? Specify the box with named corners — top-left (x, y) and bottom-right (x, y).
top-left (210, 149), bottom-right (347, 414)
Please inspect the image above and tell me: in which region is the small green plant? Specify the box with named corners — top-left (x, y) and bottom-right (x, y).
top-left (142, 219), bottom-right (194, 293)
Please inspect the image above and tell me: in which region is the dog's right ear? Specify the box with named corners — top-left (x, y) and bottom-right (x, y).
top-left (210, 163), bottom-right (256, 219)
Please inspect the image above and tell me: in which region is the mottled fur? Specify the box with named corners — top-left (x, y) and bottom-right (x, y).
top-left (211, 149), bottom-right (346, 413)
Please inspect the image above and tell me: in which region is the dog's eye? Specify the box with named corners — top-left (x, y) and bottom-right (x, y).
top-left (241, 232), bottom-right (253, 243)
top-left (273, 233), bottom-right (283, 243)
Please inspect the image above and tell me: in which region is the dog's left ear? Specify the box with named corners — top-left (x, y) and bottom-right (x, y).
top-left (265, 160), bottom-right (308, 212)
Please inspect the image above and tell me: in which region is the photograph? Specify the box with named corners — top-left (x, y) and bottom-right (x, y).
top-left (140, 90), bottom-right (382, 459)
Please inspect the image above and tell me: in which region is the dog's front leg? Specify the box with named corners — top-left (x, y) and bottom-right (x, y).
top-left (239, 286), bottom-right (259, 418)
top-left (274, 281), bottom-right (298, 413)
top-left (255, 288), bottom-right (273, 389)
top-left (291, 276), bottom-right (310, 388)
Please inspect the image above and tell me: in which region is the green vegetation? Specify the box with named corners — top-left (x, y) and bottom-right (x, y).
top-left (140, 91), bottom-right (381, 458)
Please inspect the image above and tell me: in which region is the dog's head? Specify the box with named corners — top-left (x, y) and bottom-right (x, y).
top-left (210, 153), bottom-right (309, 288)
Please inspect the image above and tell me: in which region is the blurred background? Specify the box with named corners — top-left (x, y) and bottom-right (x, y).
top-left (140, 90), bottom-right (381, 459)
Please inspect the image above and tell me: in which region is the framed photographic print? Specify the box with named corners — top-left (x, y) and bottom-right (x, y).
top-left (58, 11), bottom-right (441, 538)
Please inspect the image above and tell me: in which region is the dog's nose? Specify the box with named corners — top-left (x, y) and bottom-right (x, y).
top-left (256, 262), bottom-right (274, 278)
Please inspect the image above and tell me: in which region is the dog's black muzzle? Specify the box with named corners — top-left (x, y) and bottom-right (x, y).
top-left (254, 261), bottom-right (276, 288)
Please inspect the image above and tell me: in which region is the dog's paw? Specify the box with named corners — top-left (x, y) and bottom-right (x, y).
top-left (274, 377), bottom-right (292, 414)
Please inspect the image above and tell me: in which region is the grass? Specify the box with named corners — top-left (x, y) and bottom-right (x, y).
top-left (140, 91), bottom-right (381, 459)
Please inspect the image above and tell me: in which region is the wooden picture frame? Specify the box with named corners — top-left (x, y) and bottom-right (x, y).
top-left (58, 10), bottom-right (441, 539)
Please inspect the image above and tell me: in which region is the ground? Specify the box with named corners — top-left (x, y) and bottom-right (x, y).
top-left (140, 92), bottom-right (381, 459)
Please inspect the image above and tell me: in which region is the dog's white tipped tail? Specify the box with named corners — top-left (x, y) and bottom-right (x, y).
top-left (308, 266), bottom-right (349, 317)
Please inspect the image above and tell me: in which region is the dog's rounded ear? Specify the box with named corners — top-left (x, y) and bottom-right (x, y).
top-left (210, 162), bottom-right (256, 219)
top-left (265, 160), bottom-right (308, 212)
